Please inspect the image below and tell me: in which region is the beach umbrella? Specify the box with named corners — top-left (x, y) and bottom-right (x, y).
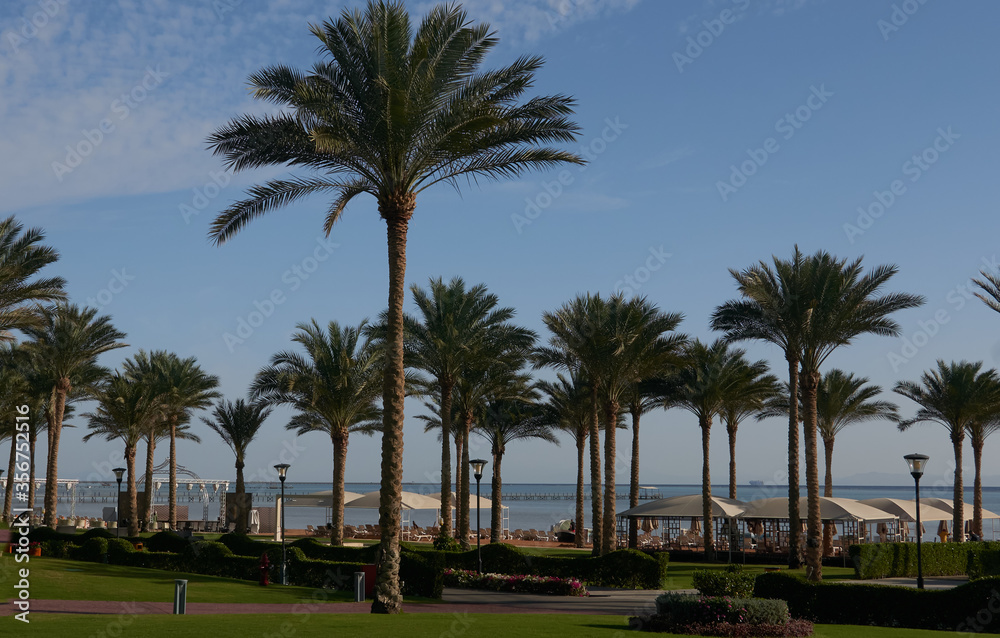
top-left (690, 517), bottom-right (701, 533)
top-left (859, 497), bottom-right (952, 522)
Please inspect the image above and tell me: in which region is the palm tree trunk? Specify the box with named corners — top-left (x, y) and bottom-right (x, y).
top-left (973, 436), bottom-right (984, 539)
top-left (953, 433), bottom-right (965, 543)
top-left (371, 197), bottom-right (413, 615)
top-left (822, 436), bottom-right (835, 557)
top-left (602, 398), bottom-right (618, 556)
top-left (490, 449), bottom-right (503, 543)
top-left (234, 458), bottom-right (246, 532)
top-left (169, 415), bottom-right (178, 530)
top-left (800, 367), bottom-right (822, 581)
top-left (331, 432), bottom-right (348, 546)
top-left (459, 416), bottom-right (471, 550)
top-left (589, 388), bottom-right (602, 555)
top-left (3, 431), bottom-right (15, 522)
top-left (126, 445), bottom-right (139, 537)
top-left (141, 431), bottom-right (156, 531)
top-left (43, 380), bottom-right (69, 528)
top-left (700, 415), bottom-right (714, 559)
top-left (727, 422), bottom-right (738, 500)
top-left (453, 426), bottom-right (463, 537)
top-left (575, 424), bottom-right (585, 549)
top-left (28, 426), bottom-right (37, 521)
top-left (439, 378), bottom-right (453, 538)
top-left (628, 405), bottom-right (640, 549)
top-left (785, 356), bottom-right (801, 569)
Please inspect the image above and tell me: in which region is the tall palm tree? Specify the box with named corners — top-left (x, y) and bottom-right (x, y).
top-left (20, 304), bottom-right (126, 527)
top-left (404, 277), bottom-right (531, 539)
top-left (667, 339), bottom-right (770, 557)
top-left (136, 417), bottom-right (201, 531)
top-left (476, 396), bottom-right (558, 542)
top-left (712, 248), bottom-right (810, 568)
top-left (895, 361), bottom-right (1000, 543)
top-left (968, 412), bottom-right (1000, 540)
top-left (451, 343), bottom-right (535, 547)
top-left (719, 366), bottom-right (780, 500)
top-left (202, 399), bottom-right (273, 533)
top-left (0, 345), bottom-right (29, 522)
top-left (622, 379), bottom-right (667, 548)
top-left (252, 320), bottom-right (383, 546)
top-left (762, 370), bottom-right (898, 555)
top-left (124, 350), bottom-right (219, 530)
top-left (206, 1), bottom-right (583, 614)
top-left (0, 215), bottom-right (66, 341)
top-left (538, 372), bottom-right (592, 549)
top-left (83, 373), bottom-right (160, 537)
top-left (796, 251), bottom-right (922, 580)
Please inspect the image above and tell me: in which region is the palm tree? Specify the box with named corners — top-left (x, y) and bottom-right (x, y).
top-left (968, 407), bottom-right (1000, 540)
top-left (252, 320), bottom-right (382, 546)
top-left (451, 342), bottom-right (535, 547)
top-left (895, 361), bottom-right (1000, 543)
top-left (83, 373), bottom-right (160, 537)
top-left (712, 248), bottom-right (811, 568)
top-left (124, 350), bottom-right (219, 530)
top-left (404, 277), bottom-right (531, 539)
top-left (202, 399), bottom-right (273, 533)
top-left (667, 339), bottom-right (770, 557)
top-left (762, 370), bottom-right (898, 555)
top-left (622, 379), bottom-right (667, 549)
top-left (476, 396), bottom-right (558, 542)
top-left (206, 1), bottom-right (583, 613)
top-left (719, 366), bottom-right (780, 500)
top-left (538, 372), bottom-right (592, 549)
top-left (20, 304), bottom-right (126, 528)
top-left (0, 215), bottom-right (66, 341)
top-left (796, 252), bottom-right (921, 579)
top-left (0, 345), bottom-right (29, 522)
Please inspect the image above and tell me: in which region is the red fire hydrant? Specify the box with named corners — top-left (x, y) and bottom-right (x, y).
top-left (259, 553), bottom-right (270, 586)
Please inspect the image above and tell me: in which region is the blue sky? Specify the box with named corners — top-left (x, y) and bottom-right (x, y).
top-left (2, 0), bottom-right (999, 490)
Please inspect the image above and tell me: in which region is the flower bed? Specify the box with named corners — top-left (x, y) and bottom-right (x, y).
top-left (443, 568), bottom-right (588, 597)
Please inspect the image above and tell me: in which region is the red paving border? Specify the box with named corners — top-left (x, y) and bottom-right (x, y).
top-left (1, 599), bottom-right (608, 616)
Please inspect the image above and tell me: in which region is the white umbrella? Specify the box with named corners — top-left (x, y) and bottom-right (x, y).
top-left (617, 494), bottom-right (746, 518)
top-left (343, 490), bottom-right (444, 510)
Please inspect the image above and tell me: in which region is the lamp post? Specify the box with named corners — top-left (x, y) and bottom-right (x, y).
top-left (470, 459), bottom-right (487, 574)
top-left (274, 463), bottom-right (289, 585)
top-left (112, 467), bottom-right (126, 536)
top-left (904, 453), bottom-right (929, 590)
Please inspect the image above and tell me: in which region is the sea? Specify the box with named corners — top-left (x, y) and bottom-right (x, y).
top-left (26, 481), bottom-right (1000, 539)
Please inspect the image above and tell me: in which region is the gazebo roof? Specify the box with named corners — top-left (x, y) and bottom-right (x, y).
top-left (738, 497), bottom-right (896, 522)
top-left (617, 494), bottom-right (746, 518)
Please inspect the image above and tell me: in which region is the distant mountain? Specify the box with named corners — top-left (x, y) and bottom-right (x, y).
top-left (836, 471), bottom-right (1000, 488)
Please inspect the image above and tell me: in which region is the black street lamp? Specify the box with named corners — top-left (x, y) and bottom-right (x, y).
top-left (470, 459), bottom-right (487, 574)
top-left (274, 463), bottom-right (290, 585)
top-left (112, 467), bottom-right (126, 536)
top-left (904, 453), bottom-right (929, 590)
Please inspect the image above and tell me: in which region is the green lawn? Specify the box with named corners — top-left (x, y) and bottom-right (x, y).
top-left (0, 554), bottom-right (360, 604)
top-left (9, 614), bottom-right (993, 637)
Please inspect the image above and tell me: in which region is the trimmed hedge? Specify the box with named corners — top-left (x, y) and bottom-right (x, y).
top-left (970, 548), bottom-right (1000, 579)
top-left (850, 541), bottom-right (1000, 579)
top-left (69, 537), bottom-right (108, 562)
top-left (693, 567), bottom-right (756, 598)
top-left (145, 530), bottom-right (193, 554)
top-left (444, 568), bottom-right (588, 596)
top-left (630, 593), bottom-right (809, 636)
top-left (754, 571), bottom-right (1000, 632)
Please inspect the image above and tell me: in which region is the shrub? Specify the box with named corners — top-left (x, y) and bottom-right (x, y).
top-left (69, 537), bottom-right (108, 562)
top-left (145, 530), bottom-right (191, 554)
top-left (969, 548), bottom-right (1000, 579)
top-left (401, 550), bottom-right (445, 598)
top-left (79, 528), bottom-right (116, 541)
top-left (444, 568), bottom-right (588, 596)
top-left (655, 593), bottom-right (790, 626)
top-left (107, 537), bottom-right (136, 562)
top-left (433, 531), bottom-right (463, 552)
top-left (218, 532), bottom-right (270, 557)
top-left (41, 539), bottom-right (72, 558)
top-left (693, 568), bottom-right (757, 598)
top-left (289, 537), bottom-right (378, 563)
top-left (754, 570), bottom-right (1000, 632)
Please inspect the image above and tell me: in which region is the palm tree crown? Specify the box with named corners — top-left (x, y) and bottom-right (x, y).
top-left (0, 215), bottom-right (66, 341)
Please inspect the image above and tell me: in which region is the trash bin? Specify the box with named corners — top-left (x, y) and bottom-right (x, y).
top-left (362, 564), bottom-right (376, 598)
